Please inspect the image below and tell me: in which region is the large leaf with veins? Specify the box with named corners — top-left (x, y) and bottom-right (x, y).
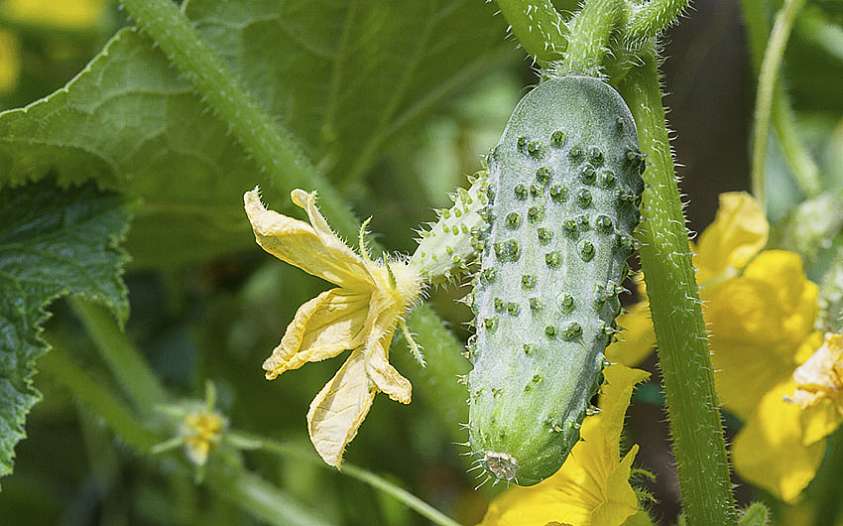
top-left (0, 0), bottom-right (509, 266)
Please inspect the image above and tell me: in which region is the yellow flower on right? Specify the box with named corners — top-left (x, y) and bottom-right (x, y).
top-left (608, 192), bottom-right (839, 502)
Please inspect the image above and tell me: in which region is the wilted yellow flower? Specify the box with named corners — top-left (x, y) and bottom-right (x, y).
top-left (244, 188), bottom-right (423, 467)
top-left (608, 191), bottom-right (836, 502)
top-left (2, 0), bottom-right (106, 29)
top-left (477, 365), bottom-right (648, 526)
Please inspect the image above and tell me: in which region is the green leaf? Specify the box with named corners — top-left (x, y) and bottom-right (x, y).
top-left (0, 1), bottom-right (509, 267)
top-left (0, 180), bottom-right (130, 485)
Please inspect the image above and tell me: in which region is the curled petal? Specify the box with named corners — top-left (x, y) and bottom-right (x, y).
top-left (263, 288), bottom-right (369, 379)
top-left (364, 331), bottom-right (412, 404)
top-left (244, 189), bottom-right (370, 289)
top-left (307, 349), bottom-right (376, 468)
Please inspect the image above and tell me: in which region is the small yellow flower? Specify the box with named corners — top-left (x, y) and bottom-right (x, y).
top-left (477, 365), bottom-right (649, 526)
top-left (152, 382), bottom-right (228, 473)
top-left (2, 0), bottom-right (106, 30)
top-left (244, 188), bottom-right (423, 467)
top-left (181, 407), bottom-right (226, 466)
top-left (607, 191), bottom-right (836, 502)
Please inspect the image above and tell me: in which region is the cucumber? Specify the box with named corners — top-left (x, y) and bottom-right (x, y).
top-left (468, 76), bottom-right (644, 486)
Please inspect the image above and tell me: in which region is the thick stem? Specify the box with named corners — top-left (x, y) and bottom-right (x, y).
top-left (241, 435), bottom-right (462, 526)
top-left (562, 0), bottom-right (625, 75)
top-left (116, 0), bottom-right (355, 239)
top-left (71, 298), bottom-right (167, 409)
top-left (495, 0), bottom-right (567, 62)
top-left (620, 48), bottom-right (737, 526)
top-left (749, 0), bottom-right (808, 208)
top-left (116, 0), bottom-right (470, 428)
top-left (626, 0), bottom-right (690, 43)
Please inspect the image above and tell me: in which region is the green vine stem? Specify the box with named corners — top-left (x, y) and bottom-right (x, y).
top-left (70, 298), bottom-right (167, 410)
top-left (42, 340), bottom-right (331, 526)
top-left (116, 0), bottom-right (471, 432)
top-left (749, 0), bottom-right (809, 208)
top-left (237, 433), bottom-right (463, 526)
top-left (561, 0), bottom-right (626, 76)
top-left (495, 0), bottom-right (567, 62)
top-left (620, 47), bottom-right (737, 526)
top-left (626, 0), bottom-right (689, 44)
top-left (742, 0), bottom-right (820, 199)
top-left (68, 278), bottom-right (464, 525)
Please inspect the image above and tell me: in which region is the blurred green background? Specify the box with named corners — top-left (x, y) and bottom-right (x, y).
top-left (1, 0), bottom-right (843, 525)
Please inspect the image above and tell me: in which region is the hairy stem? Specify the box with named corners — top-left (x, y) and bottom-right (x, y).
top-left (496, 0), bottom-right (567, 61)
top-left (116, 0), bottom-right (357, 235)
top-left (620, 47), bottom-right (737, 526)
top-left (70, 298), bottom-right (167, 409)
top-left (116, 0), bottom-right (470, 428)
top-left (240, 434), bottom-right (462, 526)
top-left (626, 0), bottom-right (690, 43)
top-left (562, 0), bottom-right (626, 75)
top-left (749, 0), bottom-right (808, 208)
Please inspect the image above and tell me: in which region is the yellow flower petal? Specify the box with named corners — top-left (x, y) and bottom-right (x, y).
top-left (733, 381), bottom-right (825, 503)
top-left (2, 0), bottom-right (106, 29)
top-left (0, 31), bottom-right (20, 94)
top-left (707, 251), bottom-right (817, 419)
top-left (478, 365), bottom-right (648, 526)
top-left (364, 329), bottom-right (412, 405)
top-left (606, 300), bottom-right (656, 367)
top-left (244, 189), bottom-right (371, 289)
top-left (307, 349), bottom-right (376, 468)
top-left (696, 192), bottom-right (768, 283)
top-left (262, 288), bottom-right (369, 379)
top-left (800, 399), bottom-right (841, 446)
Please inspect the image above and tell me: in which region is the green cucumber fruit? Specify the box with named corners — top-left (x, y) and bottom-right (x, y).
top-left (467, 76), bottom-right (644, 486)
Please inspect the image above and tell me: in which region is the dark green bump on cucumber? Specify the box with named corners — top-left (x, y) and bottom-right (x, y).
top-left (468, 76), bottom-right (644, 486)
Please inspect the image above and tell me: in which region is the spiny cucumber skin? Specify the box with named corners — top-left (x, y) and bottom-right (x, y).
top-left (411, 171), bottom-right (489, 284)
top-left (468, 76), bottom-right (644, 486)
